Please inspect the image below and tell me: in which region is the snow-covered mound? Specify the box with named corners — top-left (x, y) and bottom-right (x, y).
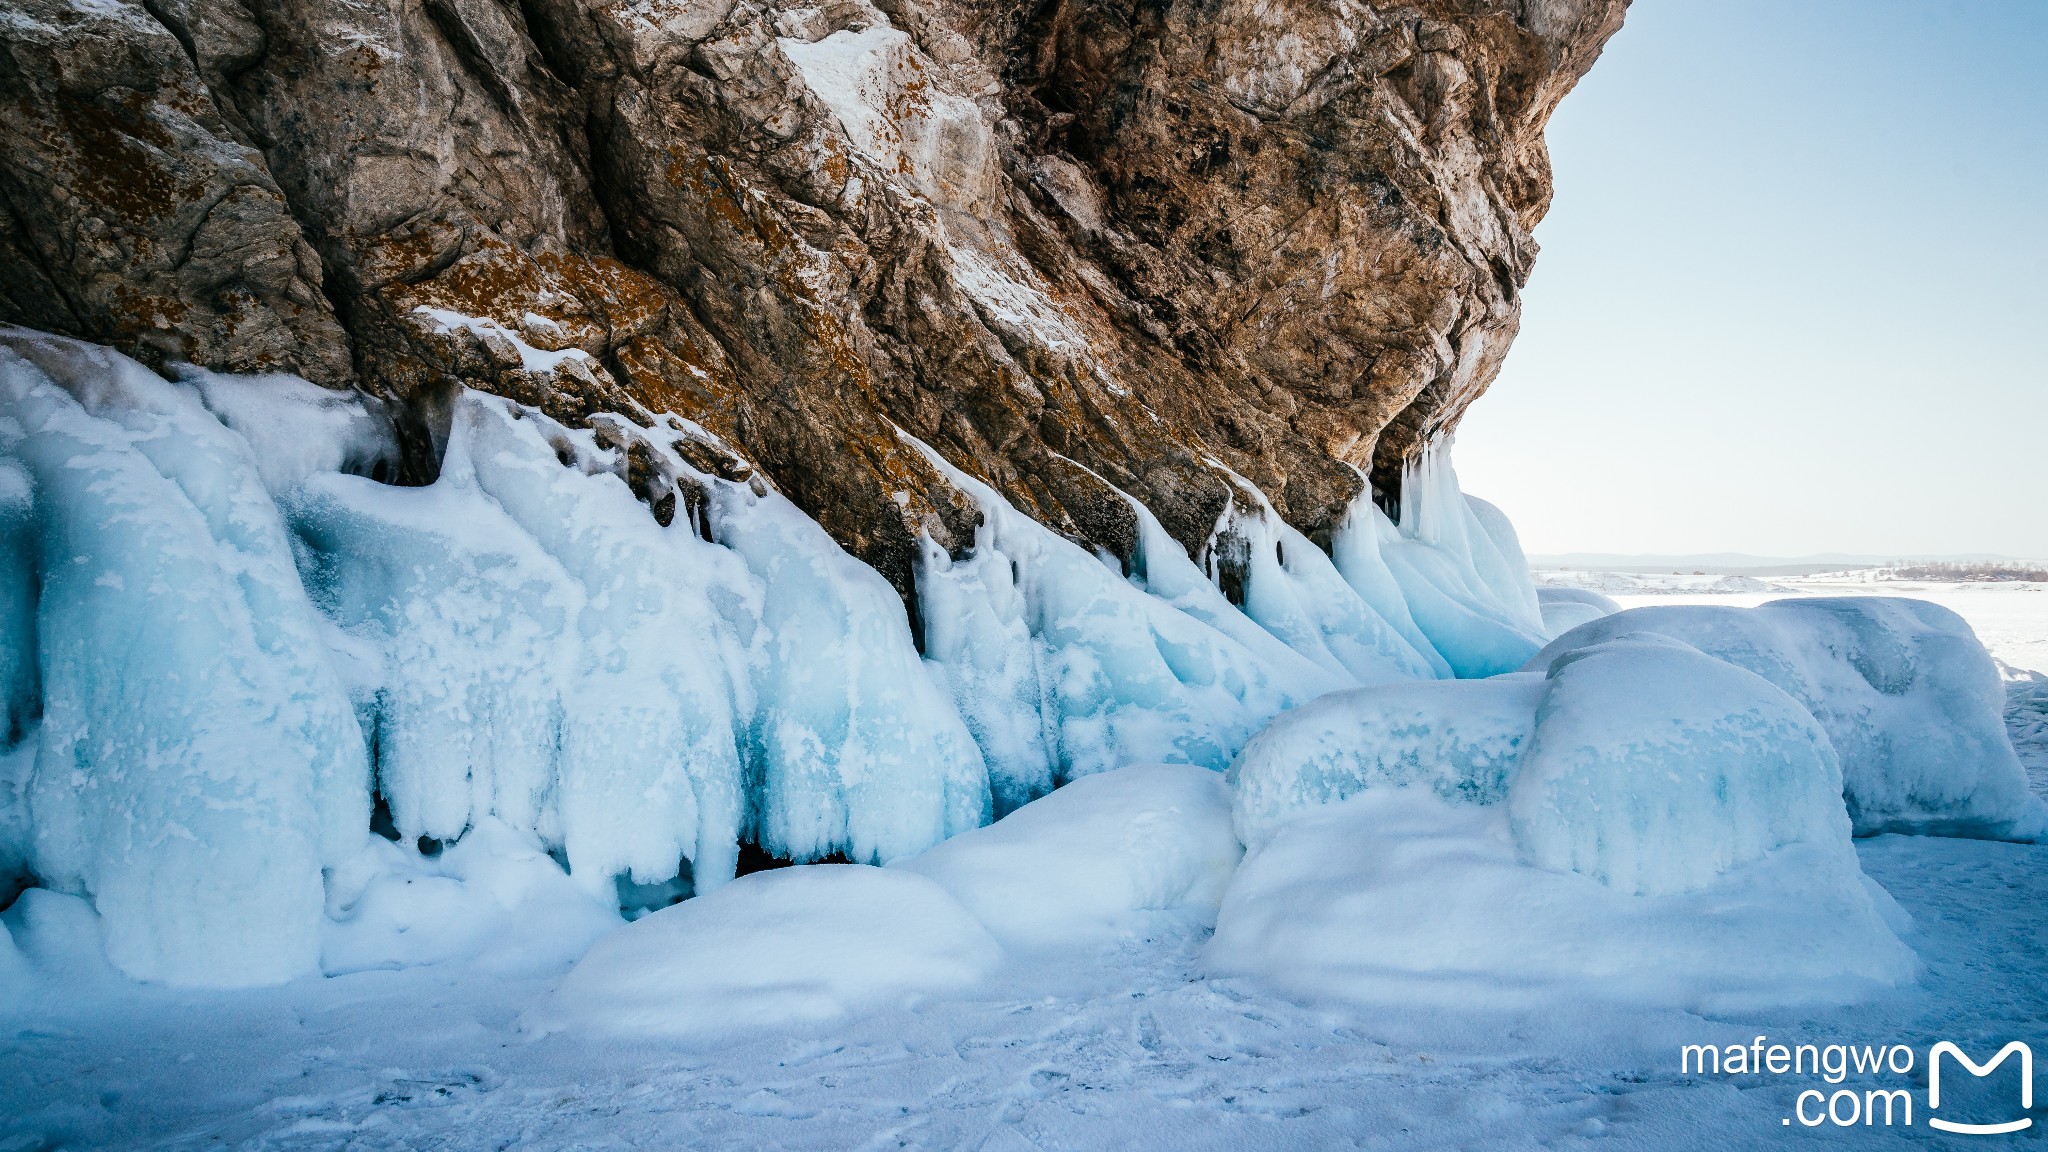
top-left (1510, 635), bottom-right (1853, 896)
top-left (1214, 630), bottom-right (1917, 1008)
top-left (1531, 600), bottom-right (2048, 840)
top-left (1229, 677), bottom-right (1544, 850)
top-left (529, 865), bottom-right (1001, 1041)
top-left (1208, 788), bottom-right (1916, 1013)
top-left (322, 819), bottom-right (619, 977)
top-left (1535, 585), bottom-right (1619, 636)
top-left (894, 764), bottom-right (1241, 947)
top-left (1231, 631), bottom-right (1869, 896)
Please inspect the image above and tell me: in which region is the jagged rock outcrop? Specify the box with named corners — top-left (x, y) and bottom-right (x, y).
top-left (0, 0), bottom-right (1625, 601)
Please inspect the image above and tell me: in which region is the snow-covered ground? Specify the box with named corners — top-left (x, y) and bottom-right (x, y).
top-left (1, 578), bottom-right (2042, 1151)
top-left (4, 835), bottom-right (2046, 1150)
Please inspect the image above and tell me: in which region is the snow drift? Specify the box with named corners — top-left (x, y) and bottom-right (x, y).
top-left (530, 864), bottom-right (1002, 1040)
top-left (895, 764), bottom-right (1241, 947)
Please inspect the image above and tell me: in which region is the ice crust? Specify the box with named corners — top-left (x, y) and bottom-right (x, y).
top-left (1530, 600), bottom-right (2048, 840)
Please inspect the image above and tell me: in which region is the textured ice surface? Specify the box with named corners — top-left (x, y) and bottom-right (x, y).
top-left (181, 366), bottom-right (399, 495)
top-left (906, 435), bottom-right (1314, 790)
top-left (1208, 787), bottom-right (1916, 1012)
top-left (1510, 635), bottom-right (1854, 896)
top-left (463, 400), bottom-right (757, 891)
top-left (702, 454), bottom-right (990, 865)
top-left (1532, 599), bottom-right (2048, 840)
top-left (292, 432), bottom-right (580, 852)
top-left (0, 456), bottom-right (36, 747)
top-left (896, 764), bottom-right (1241, 947)
top-left (531, 864), bottom-right (1001, 1041)
top-left (1201, 469), bottom-right (1442, 687)
top-left (1228, 677), bottom-right (1544, 850)
top-left (1325, 440), bottom-right (1547, 679)
top-left (0, 330), bottom-right (367, 987)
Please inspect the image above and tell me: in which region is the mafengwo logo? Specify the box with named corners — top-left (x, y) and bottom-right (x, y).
top-left (1679, 1037), bottom-right (2034, 1132)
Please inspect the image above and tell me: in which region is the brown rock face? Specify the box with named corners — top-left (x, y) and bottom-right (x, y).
top-left (0, 0), bottom-right (1625, 599)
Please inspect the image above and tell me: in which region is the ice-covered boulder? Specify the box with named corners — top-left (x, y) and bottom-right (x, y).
top-left (1510, 635), bottom-right (1855, 896)
top-left (1530, 599), bottom-right (2048, 840)
top-left (1207, 787), bottom-right (1916, 1012)
top-left (530, 864), bottom-right (1001, 1041)
top-left (894, 764), bottom-right (1241, 947)
top-left (1213, 629), bottom-right (1916, 1009)
top-left (1228, 677), bottom-right (1544, 850)
top-left (1536, 586), bottom-right (1620, 637)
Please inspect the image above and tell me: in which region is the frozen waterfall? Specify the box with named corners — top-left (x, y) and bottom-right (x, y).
top-left (0, 325), bottom-right (1560, 986)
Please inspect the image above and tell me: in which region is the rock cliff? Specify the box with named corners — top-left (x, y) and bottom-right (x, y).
top-left (0, 0), bottom-right (1625, 604)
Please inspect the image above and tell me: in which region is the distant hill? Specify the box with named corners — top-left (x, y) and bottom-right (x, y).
top-left (1524, 552), bottom-right (2045, 577)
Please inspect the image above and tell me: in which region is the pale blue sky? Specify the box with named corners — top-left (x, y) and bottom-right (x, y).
top-left (1456, 0), bottom-right (2048, 560)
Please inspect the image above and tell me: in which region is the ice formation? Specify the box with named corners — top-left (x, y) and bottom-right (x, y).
top-left (1322, 440), bottom-right (1549, 678)
top-left (1213, 628), bottom-right (1928, 1006)
top-left (0, 329), bottom-right (368, 987)
top-left (908, 436), bottom-right (1321, 797)
top-left (1229, 677), bottom-right (1545, 849)
top-left (1207, 787), bottom-right (1917, 1012)
top-left (530, 864), bottom-right (1002, 1040)
top-left (292, 392), bottom-right (990, 889)
top-left (2, 322), bottom-right (2020, 1004)
top-left (895, 764), bottom-right (1241, 947)
top-left (1535, 586), bottom-right (1620, 636)
top-left (1510, 635), bottom-right (1854, 896)
top-left (1531, 601), bottom-right (2048, 840)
